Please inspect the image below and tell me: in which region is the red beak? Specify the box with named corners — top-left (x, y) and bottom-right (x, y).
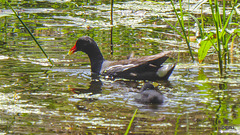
top-left (68, 43), bottom-right (77, 55)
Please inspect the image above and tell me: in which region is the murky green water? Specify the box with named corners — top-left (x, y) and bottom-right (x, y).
top-left (1, 0), bottom-right (240, 134)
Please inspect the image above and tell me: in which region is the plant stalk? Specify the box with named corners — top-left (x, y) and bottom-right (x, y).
top-left (125, 109), bottom-right (138, 135)
top-left (209, 0), bottom-right (223, 76)
top-left (110, 0), bottom-right (114, 55)
top-left (170, 0), bottom-right (195, 62)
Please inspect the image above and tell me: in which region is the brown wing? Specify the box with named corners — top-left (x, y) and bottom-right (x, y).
top-left (101, 51), bottom-right (172, 78)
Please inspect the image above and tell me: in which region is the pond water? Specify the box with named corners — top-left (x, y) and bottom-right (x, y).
top-left (0, 0), bottom-right (240, 134)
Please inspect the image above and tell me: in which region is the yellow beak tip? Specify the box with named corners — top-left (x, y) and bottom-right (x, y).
top-left (67, 50), bottom-right (73, 56)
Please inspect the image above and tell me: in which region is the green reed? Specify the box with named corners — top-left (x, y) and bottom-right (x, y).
top-left (124, 109), bottom-right (138, 135)
top-left (110, 0), bottom-right (114, 55)
top-left (200, 0), bottom-right (238, 76)
top-left (170, 0), bottom-right (195, 62)
top-left (5, 0), bottom-right (54, 66)
top-left (170, 0), bottom-right (239, 77)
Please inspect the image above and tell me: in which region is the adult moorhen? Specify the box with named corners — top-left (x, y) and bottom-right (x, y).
top-left (135, 83), bottom-right (164, 104)
top-left (68, 36), bottom-right (176, 80)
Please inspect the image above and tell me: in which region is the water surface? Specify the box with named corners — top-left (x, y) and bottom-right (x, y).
top-left (0, 0), bottom-right (240, 134)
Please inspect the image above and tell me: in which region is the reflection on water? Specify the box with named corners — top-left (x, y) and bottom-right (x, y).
top-left (70, 81), bottom-right (103, 95)
top-left (0, 0), bottom-right (240, 134)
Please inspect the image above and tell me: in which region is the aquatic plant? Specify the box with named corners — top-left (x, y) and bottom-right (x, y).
top-left (124, 109), bottom-right (138, 135)
top-left (169, 0), bottom-right (195, 62)
top-left (201, 0), bottom-right (239, 76)
top-left (170, 0), bottom-right (239, 77)
top-left (110, 0), bottom-right (114, 54)
top-left (4, 0), bottom-right (54, 66)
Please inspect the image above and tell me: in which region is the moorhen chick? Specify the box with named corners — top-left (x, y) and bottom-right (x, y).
top-left (68, 36), bottom-right (176, 80)
top-left (135, 83), bottom-right (164, 104)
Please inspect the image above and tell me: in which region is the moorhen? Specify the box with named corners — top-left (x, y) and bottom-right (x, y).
top-left (68, 36), bottom-right (176, 80)
top-left (135, 83), bottom-right (164, 104)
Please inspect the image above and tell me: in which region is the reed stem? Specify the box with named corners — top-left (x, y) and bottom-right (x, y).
top-left (209, 0), bottom-right (223, 76)
top-left (110, 0), bottom-right (114, 55)
top-left (170, 0), bottom-right (195, 62)
top-left (124, 109), bottom-right (138, 135)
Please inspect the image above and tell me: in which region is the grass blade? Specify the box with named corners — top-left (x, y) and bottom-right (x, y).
top-left (190, 0), bottom-right (208, 12)
top-left (208, 0), bottom-right (223, 76)
top-left (5, 0), bottom-right (54, 66)
top-left (221, 0), bottom-right (238, 38)
top-left (185, 13), bottom-right (204, 39)
top-left (161, 17), bottom-right (184, 38)
top-left (110, 0), bottom-right (114, 55)
top-left (170, 0), bottom-right (195, 62)
top-left (124, 109), bottom-right (138, 135)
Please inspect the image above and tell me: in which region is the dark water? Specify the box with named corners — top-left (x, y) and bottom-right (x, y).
top-left (0, 0), bottom-right (240, 134)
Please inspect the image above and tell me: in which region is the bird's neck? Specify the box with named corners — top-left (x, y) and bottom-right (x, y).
top-left (86, 48), bottom-right (104, 74)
